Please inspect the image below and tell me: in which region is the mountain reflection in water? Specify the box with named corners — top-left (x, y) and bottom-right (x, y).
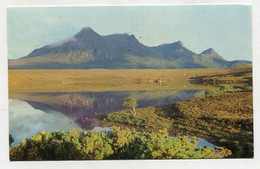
top-left (9, 99), bottom-right (81, 146)
top-left (9, 90), bottom-right (204, 136)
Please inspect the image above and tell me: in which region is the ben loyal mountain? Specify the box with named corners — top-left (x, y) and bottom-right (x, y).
top-left (9, 27), bottom-right (251, 69)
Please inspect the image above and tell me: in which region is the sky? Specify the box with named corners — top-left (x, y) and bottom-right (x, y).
top-left (7, 5), bottom-right (252, 61)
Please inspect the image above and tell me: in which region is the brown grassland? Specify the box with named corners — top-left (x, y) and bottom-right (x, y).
top-left (8, 68), bottom-right (227, 93)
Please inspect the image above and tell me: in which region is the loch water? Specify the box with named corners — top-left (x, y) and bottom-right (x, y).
top-left (9, 90), bottom-right (215, 149)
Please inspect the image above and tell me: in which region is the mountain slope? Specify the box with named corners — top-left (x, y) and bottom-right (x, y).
top-left (8, 27), bottom-right (251, 69)
top-left (152, 41), bottom-right (204, 68)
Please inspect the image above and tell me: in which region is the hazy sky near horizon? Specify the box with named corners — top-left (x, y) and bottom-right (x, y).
top-left (8, 5), bottom-right (252, 61)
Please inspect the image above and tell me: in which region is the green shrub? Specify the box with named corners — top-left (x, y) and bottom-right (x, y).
top-left (105, 109), bottom-right (172, 130)
top-left (219, 85), bottom-right (241, 93)
top-left (10, 127), bottom-right (231, 160)
top-left (106, 111), bottom-right (146, 127)
top-left (205, 85), bottom-right (241, 96)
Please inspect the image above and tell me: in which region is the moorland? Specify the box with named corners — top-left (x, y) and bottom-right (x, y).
top-left (9, 64), bottom-right (253, 159)
top-left (8, 27), bottom-right (253, 160)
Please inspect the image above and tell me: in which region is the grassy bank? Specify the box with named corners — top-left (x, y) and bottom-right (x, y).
top-left (103, 90), bottom-right (253, 158)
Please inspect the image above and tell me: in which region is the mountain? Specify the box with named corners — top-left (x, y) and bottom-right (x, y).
top-left (8, 27), bottom-right (251, 69)
top-left (151, 41), bottom-right (201, 68)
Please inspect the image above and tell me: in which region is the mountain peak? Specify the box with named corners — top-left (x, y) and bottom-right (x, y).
top-left (74, 26), bottom-right (100, 39)
top-left (201, 48), bottom-right (217, 55)
top-left (121, 33), bottom-right (137, 39)
top-left (176, 40), bottom-right (184, 46)
top-left (171, 41), bottom-right (185, 48)
top-left (200, 48), bottom-right (226, 61)
top-left (81, 26), bottom-right (94, 32)
top-left (158, 41), bottom-right (185, 48)
top-left (128, 34), bottom-right (138, 41)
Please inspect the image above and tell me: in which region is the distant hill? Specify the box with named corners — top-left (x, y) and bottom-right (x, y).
top-left (8, 27), bottom-right (251, 69)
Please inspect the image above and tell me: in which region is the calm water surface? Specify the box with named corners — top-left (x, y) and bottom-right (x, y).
top-left (10, 90), bottom-right (212, 147)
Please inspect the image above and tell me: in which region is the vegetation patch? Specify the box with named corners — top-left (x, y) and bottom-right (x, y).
top-left (10, 126), bottom-right (231, 160)
top-left (104, 91), bottom-right (253, 158)
top-left (105, 108), bottom-right (172, 131)
top-left (170, 91), bottom-right (253, 158)
top-left (205, 85), bottom-right (242, 96)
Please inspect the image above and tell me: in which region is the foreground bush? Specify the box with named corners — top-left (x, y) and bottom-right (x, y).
top-left (10, 127), bottom-right (231, 160)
